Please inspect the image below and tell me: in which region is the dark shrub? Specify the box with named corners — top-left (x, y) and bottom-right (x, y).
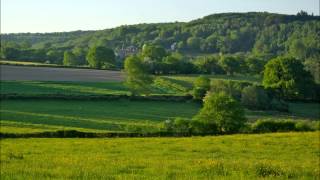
top-left (189, 120), bottom-right (219, 135)
top-left (192, 87), bottom-right (207, 100)
top-left (192, 76), bottom-right (210, 100)
top-left (210, 80), bottom-right (252, 100)
top-left (173, 118), bottom-right (191, 133)
top-left (294, 121), bottom-right (313, 131)
top-left (311, 121), bottom-right (320, 131)
top-left (162, 117), bottom-right (220, 135)
top-left (162, 118), bottom-right (191, 134)
top-left (241, 85), bottom-right (271, 110)
top-left (252, 119), bottom-right (296, 133)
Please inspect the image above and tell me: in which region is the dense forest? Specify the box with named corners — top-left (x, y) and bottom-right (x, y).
top-left (1, 12), bottom-right (319, 82)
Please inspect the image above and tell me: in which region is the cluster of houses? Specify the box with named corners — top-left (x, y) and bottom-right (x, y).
top-left (115, 45), bottom-right (139, 60)
top-left (115, 42), bottom-right (178, 60)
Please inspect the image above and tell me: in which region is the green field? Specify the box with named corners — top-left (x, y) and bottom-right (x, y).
top-left (1, 99), bottom-right (318, 134)
top-left (0, 100), bottom-right (200, 133)
top-left (0, 74), bottom-right (261, 96)
top-left (164, 74), bottom-right (262, 86)
top-left (0, 60), bottom-right (60, 66)
top-left (1, 78), bottom-right (319, 135)
top-left (1, 132), bottom-right (319, 179)
top-left (0, 81), bottom-right (130, 95)
top-left (0, 79), bottom-right (188, 95)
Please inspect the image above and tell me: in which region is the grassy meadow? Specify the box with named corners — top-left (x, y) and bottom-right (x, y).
top-left (0, 74), bottom-right (261, 96)
top-left (0, 99), bottom-right (318, 134)
top-left (0, 76), bottom-right (319, 134)
top-left (0, 77), bottom-right (319, 179)
top-left (1, 132), bottom-right (319, 179)
top-left (0, 79), bottom-right (188, 95)
top-left (164, 74), bottom-right (262, 87)
top-left (0, 81), bottom-right (130, 95)
top-left (0, 99), bottom-right (200, 133)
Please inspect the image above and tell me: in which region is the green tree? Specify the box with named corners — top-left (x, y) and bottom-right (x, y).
top-left (0, 47), bottom-right (20, 59)
top-left (263, 57), bottom-right (315, 99)
top-left (162, 52), bottom-right (193, 74)
top-left (194, 56), bottom-right (222, 74)
top-left (141, 44), bottom-right (167, 61)
top-left (219, 55), bottom-right (241, 75)
top-left (186, 37), bottom-right (202, 50)
top-left (86, 46), bottom-right (115, 69)
top-left (245, 57), bottom-right (265, 75)
top-left (304, 57), bottom-right (320, 84)
top-left (194, 92), bottom-right (247, 134)
top-left (210, 80), bottom-right (246, 100)
top-left (241, 85), bottom-right (270, 110)
top-left (72, 47), bottom-right (87, 65)
top-left (63, 51), bottom-right (77, 66)
top-left (288, 39), bottom-right (307, 59)
top-left (124, 56), bottom-right (153, 95)
top-left (47, 50), bottom-right (63, 64)
top-left (192, 76), bottom-right (211, 100)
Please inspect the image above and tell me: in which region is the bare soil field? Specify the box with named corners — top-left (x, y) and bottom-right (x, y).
top-left (0, 65), bottom-right (124, 82)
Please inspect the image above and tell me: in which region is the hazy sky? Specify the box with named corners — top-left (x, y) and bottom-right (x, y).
top-left (1, 0), bottom-right (319, 33)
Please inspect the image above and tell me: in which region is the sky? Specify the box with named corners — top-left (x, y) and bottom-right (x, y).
top-left (1, 0), bottom-right (319, 33)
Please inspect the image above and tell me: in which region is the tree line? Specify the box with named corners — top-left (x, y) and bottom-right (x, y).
top-left (1, 11), bottom-right (319, 82)
top-left (124, 54), bottom-right (319, 135)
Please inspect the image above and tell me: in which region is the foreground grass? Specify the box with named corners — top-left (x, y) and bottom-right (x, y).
top-left (0, 132), bottom-right (319, 179)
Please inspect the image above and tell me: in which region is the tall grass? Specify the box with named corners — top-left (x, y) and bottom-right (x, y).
top-left (0, 132), bottom-right (319, 179)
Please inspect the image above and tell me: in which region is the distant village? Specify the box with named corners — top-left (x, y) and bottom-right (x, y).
top-left (115, 42), bottom-right (178, 60)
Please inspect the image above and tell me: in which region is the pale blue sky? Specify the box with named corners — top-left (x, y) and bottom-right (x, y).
top-left (1, 0), bottom-right (319, 33)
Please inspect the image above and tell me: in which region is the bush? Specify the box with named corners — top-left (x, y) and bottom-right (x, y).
top-left (192, 76), bottom-right (210, 100)
top-left (189, 119), bottom-right (219, 135)
top-left (294, 121), bottom-right (313, 131)
top-left (210, 80), bottom-right (252, 100)
top-left (194, 92), bottom-right (247, 134)
top-left (263, 57), bottom-right (315, 100)
top-left (241, 85), bottom-right (271, 110)
top-left (192, 87), bottom-right (207, 100)
top-left (173, 118), bottom-right (191, 133)
top-left (311, 121), bottom-right (320, 131)
top-left (162, 117), bottom-right (220, 135)
top-left (252, 119), bottom-right (296, 133)
top-left (162, 118), bottom-right (191, 134)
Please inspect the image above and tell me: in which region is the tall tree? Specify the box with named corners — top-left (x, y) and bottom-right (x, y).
top-left (141, 44), bottom-right (167, 62)
top-left (263, 57), bottom-right (315, 99)
top-left (124, 56), bottom-right (153, 95)
top-left (194, 92), bottom-right (246, 133)
top-left (86, 46), bottom-right (115, 69)
top-left (192, 76), bottom-right (211, 100)
top-left (219, 55), bottom-right (241, 75)
top-left (63, 51), bottom-right (77, 66)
